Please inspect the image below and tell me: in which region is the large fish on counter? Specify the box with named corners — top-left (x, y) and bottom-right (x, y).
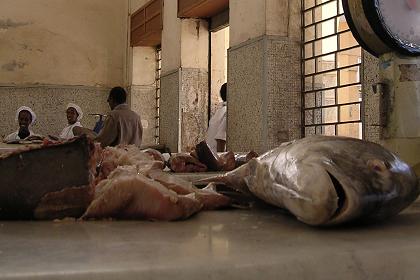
top-left (200, 136), bottom-right (420, 226)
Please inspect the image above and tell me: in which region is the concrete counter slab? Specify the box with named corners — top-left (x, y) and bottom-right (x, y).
top-left (1, 201), bottom-right (420, 280)
top-left (0, 142), bottom-right (41, 154)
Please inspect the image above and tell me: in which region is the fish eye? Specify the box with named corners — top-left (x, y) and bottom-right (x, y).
top-left (367, 159), bottom-right (389, 172)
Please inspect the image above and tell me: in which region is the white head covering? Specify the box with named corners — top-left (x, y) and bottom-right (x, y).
top-left (66, 103), bottom-right (83, 121)
top-left (15, 106), bottom-right (37, 125)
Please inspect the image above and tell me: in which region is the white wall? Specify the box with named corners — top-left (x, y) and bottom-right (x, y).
top-left (230, 0), bottom-right (292, 46)
top-left (229, 0), bottom-right (266, 46)
top-left (0, 0), bottom-right (129, 87)
top-left (131, 46), bottom-right (157, 146)
top-left (211, 27), bottom-right (229, 116)
top-left (161, 0), bottom-right (181, 74)
top-left (181, 19), bottom-right (209, 69)
top-left (132, 47), bottom-right (156, 85)
top-left (0, 0), bottom-right (130, 138)
top-left (266, 0), bottom-right (289, 36)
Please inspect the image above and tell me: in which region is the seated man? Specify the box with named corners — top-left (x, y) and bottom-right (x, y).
top-left (3, 106), bottom-right (42, 143)
top-left (75, 87), bottom-right (143, 148)
top-left (59, 103), bottom-right (83, 140)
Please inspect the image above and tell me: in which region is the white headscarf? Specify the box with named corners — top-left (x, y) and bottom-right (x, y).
top-left (15, 106), bottom-right (37, 125)
top-left (67, 103), bottom-right (83, 121)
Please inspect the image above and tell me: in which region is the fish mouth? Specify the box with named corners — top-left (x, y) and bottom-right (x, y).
top-left (327, 171), bottom-right (347, 219)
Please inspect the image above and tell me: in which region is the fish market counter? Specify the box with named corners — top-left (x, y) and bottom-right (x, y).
top-left (0, 142), bottom-right (41, 154)
top-left (1, 200), bottom-right (420, 280)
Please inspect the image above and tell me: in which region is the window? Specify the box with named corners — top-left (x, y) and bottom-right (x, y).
top-left (155, 47), bottom-right (161, 144)
top-left (302, 0), bottom-right (363, 138)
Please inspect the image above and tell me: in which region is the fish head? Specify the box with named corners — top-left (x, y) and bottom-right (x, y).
top-left (286, 136), bottom-right (419, 225)
top-left (246, 152), bottom-right (340, 225)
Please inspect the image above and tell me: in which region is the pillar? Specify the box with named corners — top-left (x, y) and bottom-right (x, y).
top-left (228, 0), bottom-right (302, 154)
top-left (159, 0), bottom-right (209, 152)
top-left (379, 53), bottom-right (420, 166)
top-left (130, 46), bottom-right (157, 146)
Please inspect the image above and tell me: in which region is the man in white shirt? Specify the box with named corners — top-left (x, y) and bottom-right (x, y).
top-left (205, 83), bottom-right (227, 152)
top-left (3, 106), bottom-right (41, 143)
top-left (59, 103), bottom-right (83, 140)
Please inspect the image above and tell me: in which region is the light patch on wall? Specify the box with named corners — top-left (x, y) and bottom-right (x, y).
top-left (399, 64), bottom-right (420, 81)
top-left (141, 119), bottom-right (149, 128)
top-left (0, 19), bottom-right (31, 30)
top-left (1, 60), bottom-right (27, 71)
top-left (18, 43), bottom-right (43, 53)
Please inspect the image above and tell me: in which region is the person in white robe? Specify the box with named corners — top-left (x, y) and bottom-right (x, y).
top-left (59, 103), bottom-right (83, 140)
top-left (205, 83), bottom-right (227, 152)
top-left (3, 106), bottom-right (41, 143)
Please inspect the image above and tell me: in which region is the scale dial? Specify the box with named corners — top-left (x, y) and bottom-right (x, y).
top-left (343, 0), bottom-right (420, 56)
top-left (374, 0), bottom-right (420, 53)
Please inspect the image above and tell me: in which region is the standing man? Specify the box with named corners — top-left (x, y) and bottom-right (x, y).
top-left (205, 83), bottom-right (227, 152)
top-left (97, 86), bottom-right (143, 147)
top-left (76, 86), bottom-right (143, 148)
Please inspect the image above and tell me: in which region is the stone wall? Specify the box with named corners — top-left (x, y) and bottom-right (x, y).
top-left (362, 51), bottom-right (381, 143)
top-left (180, 68), bottom-right (208, 150)
top-left (160, 70), bottom-right (180, 152)
top-left (265, 37), bottom-right (301, 150)
top-left (159, 68), bottom-right (208, 152)
top-left (228, 37), bottom-right (265, 153)
top-left (228, 35), bottom-right (301, 153)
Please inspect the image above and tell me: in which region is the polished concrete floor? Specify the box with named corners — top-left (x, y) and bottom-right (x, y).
top-left (1, 200), bottom-right (420, 280)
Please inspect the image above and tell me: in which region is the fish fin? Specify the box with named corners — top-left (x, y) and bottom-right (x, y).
top-left (195, 163), bottom-right (253, 195)
top-left (195, 175), bottom-right (228, 186)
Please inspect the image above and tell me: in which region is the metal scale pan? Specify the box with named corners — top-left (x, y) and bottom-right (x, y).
top-left (342, 0), bottom-right (420, 57)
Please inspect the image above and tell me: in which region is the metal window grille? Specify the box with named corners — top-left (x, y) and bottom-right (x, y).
top-left (155, 47), bottom-right (161, 144)
top-left (302, 0), bottom-right (363, 139)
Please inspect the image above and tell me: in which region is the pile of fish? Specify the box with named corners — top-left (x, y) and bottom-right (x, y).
top-left (2, 135), bottom-right (418, 226)
top-left (200, 135), bottom-right (420, 226)
top-left (81, 145), bottom-right (231, 220)
top-left (168, 141), bottom-right (258, 172)
top-left (0, 138), bottom-right (232, 221)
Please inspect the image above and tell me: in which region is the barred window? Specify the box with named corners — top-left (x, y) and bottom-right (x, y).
top-left (155, 47), bottom-right (161, 144)
top-left (302, 0), bottom-right (363, 138)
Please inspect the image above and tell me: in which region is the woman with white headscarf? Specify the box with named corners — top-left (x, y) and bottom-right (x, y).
top-left (59, 103), bottom-right (83, 140)
top-left (3, 106), bottom-right (41, 143)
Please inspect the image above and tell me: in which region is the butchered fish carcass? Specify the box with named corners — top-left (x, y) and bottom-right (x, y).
top-left (202, 136), bottom-right (419, 226)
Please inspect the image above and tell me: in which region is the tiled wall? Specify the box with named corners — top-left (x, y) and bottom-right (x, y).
top-left (160, 70), bottom-right (180, 152)
top-left (179, 68), bottom-right (208, 151)
top-left (265, 37), bottom-right (301, 150)
top-left (228, 37), bottom-right (264, 153)
top-left (159, 68), bottom-right (208, 152)
top-left (228, 35), bottom-right (301, 153)
top-left (362, 51), bottom-right (381, 143)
